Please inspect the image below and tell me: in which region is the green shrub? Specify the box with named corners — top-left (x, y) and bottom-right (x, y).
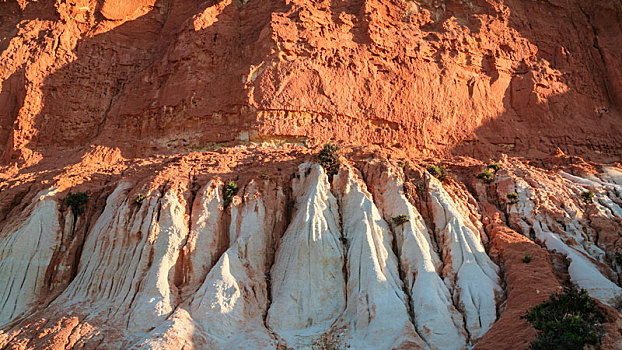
top-left (427, 164), bottom-right (447, 181)
top-left (522, 253), bottom-right (532, 263)
top-left (507, 191), bottom-right (519, 204)
top-left (65, 191), bottom-right (88, 215)
top-left (488, 162), bottom-right (501, 172)
top-left (317, 143), bottom-right (340, 177)
top-left (477, 169), bottom-right (494, 183)
top-left (581, 190), bottom-right (595, 204)
top-left (223, 181), bottom-right (238, 207)
top-left (391, 214), bottom-right (409, 226)
top-left (522, 288), bottom-right (603, 350)
top-left (134, 193), bottom-right (146, 205)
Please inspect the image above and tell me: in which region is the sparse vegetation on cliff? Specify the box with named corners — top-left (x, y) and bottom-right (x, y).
top-left (523, 288), bottom-right (603, 350)
top-left (223, 181), bottom-right (238, 208)
top-left (65, 192), bottom-right (88, 215)
top-left (478, 169), bottom-right (494, 183)
top-left (134, 193), bottom-right (146, 205)
top-left (488, 162), bottom-right (501, 172)
top-left (317, 143), bottom-right (340, 177)
top-left (427, 164), bottom-right (447, 181)
top-left (507, 191), bottom-right (519, 204)
top-left (522, 253), bottom-right (532, 263)
top-left (391, 214), bottom-right (410, 226)
top-left (581, 190), bottom-right (595, 204)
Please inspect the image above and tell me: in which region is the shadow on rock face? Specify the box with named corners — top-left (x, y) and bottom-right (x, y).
top-left (2, 0), bottom-right (622, 172)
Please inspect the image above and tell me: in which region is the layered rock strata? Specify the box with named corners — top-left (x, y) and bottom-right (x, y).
top-left (1, 155), bottom-right (620, 349)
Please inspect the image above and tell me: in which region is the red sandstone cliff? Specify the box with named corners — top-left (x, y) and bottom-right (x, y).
top-left (0, 0), bottom-right (621, 349)
top-left (1, 0), bottom-right (622, 169)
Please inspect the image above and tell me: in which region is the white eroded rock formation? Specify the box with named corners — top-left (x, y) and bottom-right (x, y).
top-left (58, 183), bottom-right (187, 333)
top-left (1, 160), bottom-right (621, 349)
top-left (134, 180), bottom-right (284, 349)
top-left (494, 162), bottom-right (622, 307)
top-left (363, 162), bottom-right (468, 349)
top-left (332, 166), bottom-right (424, 349)
top-left (185, 179), bottom-right (225, 287)
top-left (0, 189), bottom-right (61, 327)
top-left (427, 175), bottom-right (503, 341)
top-left (266, 163), bottom-right (346, 347)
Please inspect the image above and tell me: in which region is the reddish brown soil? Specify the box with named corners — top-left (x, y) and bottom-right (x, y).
top-left (475, 203), bottom-right (562, 349)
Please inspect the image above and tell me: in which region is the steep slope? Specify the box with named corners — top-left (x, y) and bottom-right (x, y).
top-left (1, 150), bottom-right (620, 349)
top-left (1, 0), bottom-right (622, 171)
top-left (266, 163), bottom-right (346, 347)
top-left (1, 0), bottom-right (622, 349)
top-left (362, 161), bottom-right (468, 349)
top-left (332, 165), bottom-right (423, 349)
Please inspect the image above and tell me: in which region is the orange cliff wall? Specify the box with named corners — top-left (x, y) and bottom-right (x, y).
top-left (1, 1), bottom-right (622, 349)
top-left (0, 0), bottom-right (621, 172)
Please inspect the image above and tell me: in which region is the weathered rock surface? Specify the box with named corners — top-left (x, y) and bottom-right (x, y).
top-left (363, 161), bottom-right (468, 349)
top-left (133, 180), bottom-right (284, 349)
top-left (1, 153), bottom-right (619, 349)
top-left (474, 203), bottom-right (562, 350)
top-left (426, 175), bottom-right (502, 341)
top-left (2, 0), bottom-right (622, 349)
top-left (0, 188), bottom-right (60, 326)
top-left (267, 163), bottom-right (346, 347)
top-left (492, 158), bottom-right (622, 307)
top-left (332, 165), bottom-right (423, 349)
top-left (1, 0), bottom-right (622, 170)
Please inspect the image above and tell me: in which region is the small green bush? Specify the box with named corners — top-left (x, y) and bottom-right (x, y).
top-left (427, 164), bottom-right (447, 181)
top-left (391, 214), bottom-right (410, 226)
top-left (477, 169), bottom-right (494, 183)
top-left (507, 191), bottom-right (519, 204)
top-left (581, 190), bottom-right (595, 204)
top-left (65, 191), bottom-right (88, 215)
top-left (522, 288), bottom-right (603, 350)
top-left (223, 181), bottom-right (238, 207)
top-left (522, 253), bottom-right (532, 263)
top-left (488, 162), bottom-right (501, 172)
top-left (134, 193), bottom-right (146, 205)
top-left (317, 143), bottom-right (340, 177)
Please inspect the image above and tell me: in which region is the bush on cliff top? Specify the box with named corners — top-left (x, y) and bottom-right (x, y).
top-left (477, 169), bottom-right (494, 183)
top-left (223, 181), bottom-right (238, 208)
top-left (507, 191), bottom-right (519, 204)
top-left (65, 191), bottom-right (88, 215)
top-left (522, 288), bottom-right (603, 350)
top-left (427, 164), bottom-right (447, 181)
top-left (488, 162), bottom-right (501, 172)
top-left (391, 214), bottom-right (409, 226)
top-left (581, 190), bottom-right (595, 204)
top-left (318, 143), bottom-right (340, 177)
top-left (134, 193), bottom-right (146, 205)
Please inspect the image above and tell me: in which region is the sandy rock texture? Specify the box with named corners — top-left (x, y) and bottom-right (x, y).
top-left (0, 188), bottom-right (60, 326)
top-left (1, 0), bottom-right (622, 172)
top-left (0, 150), bottom-right (620, 349)
top-left (490, 158), bottom-right (622, 306)
top-left (1, 0), bottom-right (622, 349)
top-left (363, 161), bottom-right (467, 349)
